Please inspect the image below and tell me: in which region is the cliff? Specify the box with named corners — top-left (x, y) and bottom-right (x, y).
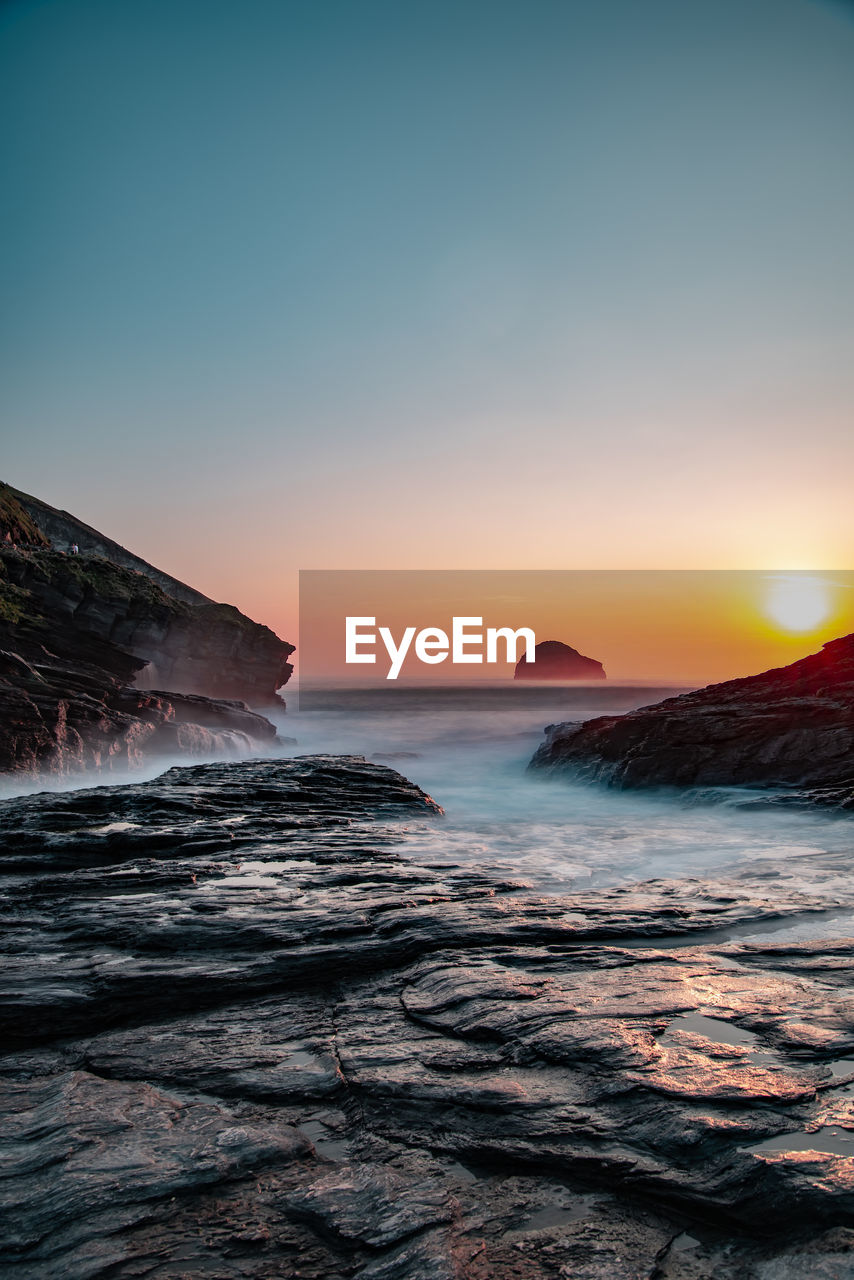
top-left (8, 482), bottom-right (211, 605)
top-left (529, 634), bottom-right (854, 806)
top-left (0, 483), bottom-right (294, 778)
top-left (1, 483), bottom-right (293, 702)
top-left (515, 638), bottom-right (606, 681)
top-left (0, 613), bottom-right (278, 777)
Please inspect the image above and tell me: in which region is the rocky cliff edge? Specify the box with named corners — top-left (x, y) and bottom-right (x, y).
top-left (0, 483), bottom-right (294, 778)
top-left (529, 634), bottom-right (854, 807)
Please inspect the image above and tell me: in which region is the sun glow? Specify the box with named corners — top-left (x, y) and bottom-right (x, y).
top-left (764, 576), bottom-right (832, 633)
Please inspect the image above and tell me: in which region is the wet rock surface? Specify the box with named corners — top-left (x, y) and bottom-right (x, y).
top-left (3, 755), bottom-right (854, 1277)
top-left (530, 634), bottom-right (854, 807)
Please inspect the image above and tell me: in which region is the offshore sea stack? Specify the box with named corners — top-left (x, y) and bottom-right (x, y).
top-left (514, 638), bottom-right (606, 681)
top-left (530, 634), bottom-right (854, 806)
top-left (0, 482), bottom-right (294, 777)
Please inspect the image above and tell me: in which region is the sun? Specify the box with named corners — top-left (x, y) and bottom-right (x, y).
top-left (764, 575), bottom-right (832, 633)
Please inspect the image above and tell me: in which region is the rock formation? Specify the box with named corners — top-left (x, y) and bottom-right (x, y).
top-left (515, 638), bottom-right (606, 681)
top-left (1, 483), bottom-right (294, 701)
top-left (530, 634), bottom-right (854, 806)
top-left (0, 483), bottom-right (294, 777)
top-left (9, 482), bottom-right (215, 605)
top-left (3, 755), bottom-right (854, 1277)
top-left (0, 602), bottom-right (279, 777)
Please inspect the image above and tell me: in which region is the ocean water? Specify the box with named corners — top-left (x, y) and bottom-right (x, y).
top-left (278, 684), bottom-right (854, 894)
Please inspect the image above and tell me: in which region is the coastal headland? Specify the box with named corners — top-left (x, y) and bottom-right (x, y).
top-left (0, 483), bottom-right (294, 778)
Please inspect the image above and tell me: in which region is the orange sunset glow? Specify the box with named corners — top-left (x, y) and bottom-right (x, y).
top-left (298, 570), bottom-right (854, 687)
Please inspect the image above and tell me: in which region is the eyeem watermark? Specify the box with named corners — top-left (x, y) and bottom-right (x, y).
top-left (346, 616), bottom-right (536, 680)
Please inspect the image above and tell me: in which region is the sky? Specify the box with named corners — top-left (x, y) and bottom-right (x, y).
top-left (2, 0), bottom-right (853, 652)
top-left (299, 570), bottom-right (854, 684)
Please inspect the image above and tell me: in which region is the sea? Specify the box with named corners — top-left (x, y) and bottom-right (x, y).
top-left (3, 682), bottom-right (851, 908)
top-left (275, 683), bottom-right (854, 897)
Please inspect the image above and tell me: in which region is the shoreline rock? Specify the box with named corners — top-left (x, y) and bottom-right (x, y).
top-left (0, 636), bottom-right (280, 779)
top-left (529, 633), bottom-right (854, 806)
top-left (3, 755), bottom-right (854, 1277)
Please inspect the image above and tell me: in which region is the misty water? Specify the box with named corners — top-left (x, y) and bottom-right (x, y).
top-left (279, 684), bottom-right (854, 898)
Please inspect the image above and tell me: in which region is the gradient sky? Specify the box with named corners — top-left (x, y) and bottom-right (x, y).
top-left (300, 570), bottom-right (854, 684)
top-left (2, 0), bottom-right (853, 649)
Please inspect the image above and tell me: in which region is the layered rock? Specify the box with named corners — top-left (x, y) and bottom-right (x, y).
top-left (0, 482), bottom-right (295, 777)
top-left (0, 610), bottom-right (277, 778)
top-left (515, 638), bottom-right (606, 681)
top-left (1, 542), bottom-right (293, 704)
top-left (3, 755), bottom-right (854, 1277)
top-left (530, 634), bottom-right (854, 806)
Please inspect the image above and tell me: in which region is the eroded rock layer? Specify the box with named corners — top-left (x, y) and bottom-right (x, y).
top-left (0, 481), bottom-right (295, 776)
top-left (530, 634), bottom-right (854, 806)
top-left (0, 605), bottom-right (278, 778)
top-left (3, 756), bottom-right (854, 1277)
top-left (1, 543), bottom-right (293, 703)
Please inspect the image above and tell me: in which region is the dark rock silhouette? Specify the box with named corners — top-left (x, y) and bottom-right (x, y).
top-left (0, 481), bottom-right (294, 777)
top-left (515, 638), bottom-right (606, 681)
top-left (2, 755), bottom-right (854, 1276)
top-left (530, 634), bottom-right (854, 806)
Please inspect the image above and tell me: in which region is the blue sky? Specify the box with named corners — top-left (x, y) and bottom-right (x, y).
top-left (1, 0), bottom-right (852, 636)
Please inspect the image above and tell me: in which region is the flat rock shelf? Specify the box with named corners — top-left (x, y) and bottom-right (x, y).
top-left (3, 756), bottom-right (854, 1278)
